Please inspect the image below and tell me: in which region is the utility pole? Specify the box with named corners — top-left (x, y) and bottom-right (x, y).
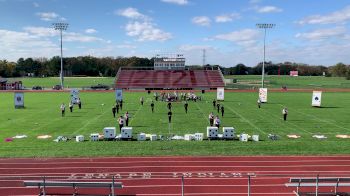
top-left (53, 22), bottom-right (68, 89)
top-left (256, 23), bottom-right (275, 88)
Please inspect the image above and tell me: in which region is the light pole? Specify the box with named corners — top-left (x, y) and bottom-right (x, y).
top-left (256, 23), bottom-right (275, 88)
top-left (53, 22), bottom-right (68, 89)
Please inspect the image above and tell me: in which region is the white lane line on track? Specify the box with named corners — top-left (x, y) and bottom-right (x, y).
top-left (0, 178), bottom-right (291, 182)
top-left (0, 192), bottom-right (295, 196)
top-left (2, 165), bottom-right (350, 169)
top-left (0, 184), bottom-right (290, 188)
top-left (2, 170), bottom-right (350, 175)
top-left (135, 194), bottom-right (294, 195)
top-left (1, 155), bottom-right (350, 160)
top-left (2, 159), bottom-right (350, 164)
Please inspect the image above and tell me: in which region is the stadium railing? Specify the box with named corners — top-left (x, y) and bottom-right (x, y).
top-left (285, 176), bottom-right (350, 195)
top-left (23, 176), bottom-right (123, 196)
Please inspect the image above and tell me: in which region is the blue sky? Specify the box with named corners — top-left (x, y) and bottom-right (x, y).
top-left (1, 0), bottom-right (350, 67)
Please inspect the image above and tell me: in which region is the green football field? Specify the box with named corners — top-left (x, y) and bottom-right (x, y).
top-left (1, 90), bottom-right (350, 157)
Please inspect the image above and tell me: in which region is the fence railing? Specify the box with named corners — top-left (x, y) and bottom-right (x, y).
top-left (2, 174), bottom-right (350, 196)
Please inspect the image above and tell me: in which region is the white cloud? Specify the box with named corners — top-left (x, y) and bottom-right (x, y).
top-left (192, 16), bottom-right (211, 26)
top-left (297, 6), bottom-right (350, 25)
top-left (256, 6), bottom-right (283, 13)
top-left (116, 7), bottom-right (148, 20)
top-left (64, 32), bottom-right (104, 42)
top-left (23, 26), bottom-right (105, 43)
top-left (117, 7), bottom-right (172, 42)
top-left (295, 27), bottom-right (347, 40)
top-left (125, 21), bottom-right (172, 41)
top-left (0, 29), bottom-right (58, 60)
top-left (85, 28), bottom-right (97, 34)
top-left (36, 12), bottom-right (59, 21)
top-left (161, 0), bottom-right (188, 5)
top-left (33, 2), bottom-right (39, 7)
top-left (23, 26), bottom-right (57, 37)
top-left (214, 29), bottom-right (260, 44)
top-left (215, 13), bottom-right (240, 23)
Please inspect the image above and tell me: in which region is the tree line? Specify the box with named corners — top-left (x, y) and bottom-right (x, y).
top-left (0, 56), bottom-right (349, 79)
top-left (0, 56), bottom-right (153, 77)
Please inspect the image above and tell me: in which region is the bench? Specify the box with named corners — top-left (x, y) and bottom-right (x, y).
top-left (285, 177), bottom-right (350, 195)
top-left (24, 179), bottom-right (123, 196)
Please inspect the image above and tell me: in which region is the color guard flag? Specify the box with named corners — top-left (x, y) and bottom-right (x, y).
top-left (116, 89), bottom-right (123, 101)
top-left (312, 91), bottom-right (322, 107)
top-left (217, 88), bottom-right (224, 101)
top-left (259, 88), bottom-right (268, 103)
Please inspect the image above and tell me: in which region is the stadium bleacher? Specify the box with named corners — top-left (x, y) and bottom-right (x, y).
top-left (115, 69), bottom-right (225, 89)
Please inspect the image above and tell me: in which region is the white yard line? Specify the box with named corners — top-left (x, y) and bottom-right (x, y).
top-left (225, 105), bottom-right (267, 134)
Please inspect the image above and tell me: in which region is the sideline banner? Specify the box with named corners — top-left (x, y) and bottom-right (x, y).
top-left (70, 89), bottom-right (80, 104)
top-left (259, 88), bottom-right (267, 103)
top-left (312, 91), bottom-right (322, 107)
top-left (14, 92), bottom-right (24, 108)
top-left (116, 89), bottom-right (123, 101)
top-left (217, 87), bottom-right (224, 101)
top-left (290, 71), bottom-right (299, 76)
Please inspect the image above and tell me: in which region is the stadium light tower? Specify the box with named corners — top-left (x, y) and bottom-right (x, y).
top-left (256, 23), bottom-right (275, 88)
top-left (53, 22), bottom-right (68, 89)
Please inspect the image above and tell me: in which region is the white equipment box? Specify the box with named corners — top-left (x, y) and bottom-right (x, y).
top-left (207, 127), bottom-right (218, 138)
top-left (194, 133), bottom-right (203, 141)
top-left (150, 134), bottom-right (157, 141)
top-left (252, 135), bottom-right (259, 142)
top-left (137, 133), bottom-right (146, 141)
top-left (103, 127), bottom-right (116, 139)
top-left (121, 127), bottom-right (132, 139)
top-left (76, 135), bottom-right (84, 142)
top-left (223, 127), bottom-right (235, 139)
top-left (90, 133), bottom-right (99, 141)
top-left (239, 134), bottom-right (248, 142)
top-left (184, 134), bottom-right (194, 141)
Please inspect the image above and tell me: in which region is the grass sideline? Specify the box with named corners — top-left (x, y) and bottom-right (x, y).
top-left (0, 91), bottom-right (350, 157)
top-left (225, 75), bottom-right (350, 89)
top-left (7, 75), bottom-right (350, 90)
top-left (8, 77), bottom-right (115, 89)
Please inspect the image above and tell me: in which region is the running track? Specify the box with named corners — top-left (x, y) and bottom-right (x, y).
top-left (1, 156), bottom-right (350, 196)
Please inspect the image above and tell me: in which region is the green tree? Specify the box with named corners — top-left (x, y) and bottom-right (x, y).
top-left (330, 63), bottom-right (347, 77)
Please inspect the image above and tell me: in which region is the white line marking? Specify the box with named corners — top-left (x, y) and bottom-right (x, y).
top-left (226, 105), bottom-right (267, 134)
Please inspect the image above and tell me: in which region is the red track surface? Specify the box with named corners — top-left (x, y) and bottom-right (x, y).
top-left (1, 156), bottom-right (350, 196)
